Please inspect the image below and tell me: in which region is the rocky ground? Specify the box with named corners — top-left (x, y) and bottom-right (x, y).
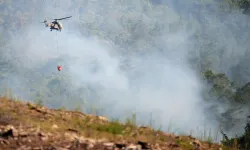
top-left (0, 97), bottom-right (233, 150)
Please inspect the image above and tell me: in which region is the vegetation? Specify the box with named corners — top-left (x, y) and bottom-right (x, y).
top-left (203, 70), bottom-right (235, 101)
top-left (203, 69), bottom-right (250, 104)
top-left (0, 96), bottom-right (230, 149)
top-left (221, 116), bottom-right (250, 150)
top-left (202, 70), bottom-right (250, 149)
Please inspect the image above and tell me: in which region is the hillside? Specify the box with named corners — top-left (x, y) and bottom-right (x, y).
top-left (0, 96), bottom-right (229, 150)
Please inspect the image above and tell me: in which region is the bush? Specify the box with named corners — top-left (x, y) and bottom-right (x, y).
top-left (221, 116), bottom-right (250, 150)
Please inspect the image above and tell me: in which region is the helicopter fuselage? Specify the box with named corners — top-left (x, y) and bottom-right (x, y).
top-left (42, 16), bottom-right (71, 32)
top-left (41, 16), bottom-right (72, 31)
top-left (44, 21), bottom-right (63, 31)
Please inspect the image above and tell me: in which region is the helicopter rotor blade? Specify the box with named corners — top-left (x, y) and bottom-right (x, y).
top-left (53, 16), bottom-right (72, 21)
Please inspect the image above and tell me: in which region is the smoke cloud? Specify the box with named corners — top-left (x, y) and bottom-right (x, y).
top-left (1, 0), bottom-right (250, 141)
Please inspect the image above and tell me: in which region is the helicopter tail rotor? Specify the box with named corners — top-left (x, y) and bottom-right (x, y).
top-left (40, 19), bottom-right (49, 27)
top-left (40, 19), bottom-right (47, 23)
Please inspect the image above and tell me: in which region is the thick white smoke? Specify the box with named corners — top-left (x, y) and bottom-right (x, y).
top-left (2, 0), bottom-right (250, 141)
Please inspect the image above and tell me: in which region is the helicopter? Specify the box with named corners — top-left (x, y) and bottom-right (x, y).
top-left (41, 16), bottom-right (72, 32)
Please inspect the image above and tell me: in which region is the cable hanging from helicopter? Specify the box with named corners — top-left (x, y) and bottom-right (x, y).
top-left (55, 31), bottom-right (62, 71)
top-left (40, 16), bottom-right (72, 71)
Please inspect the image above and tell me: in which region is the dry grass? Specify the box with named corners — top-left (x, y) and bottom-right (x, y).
top-left (0, 87), bottom-right (238, 149)
top-left (0, 96), bottom-right (166, 143)
top-left (0, 96), bottom-right (236, 149)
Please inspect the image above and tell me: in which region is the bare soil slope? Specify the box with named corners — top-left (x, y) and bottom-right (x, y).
top-left (0, 97), bottom-right (230, 150)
